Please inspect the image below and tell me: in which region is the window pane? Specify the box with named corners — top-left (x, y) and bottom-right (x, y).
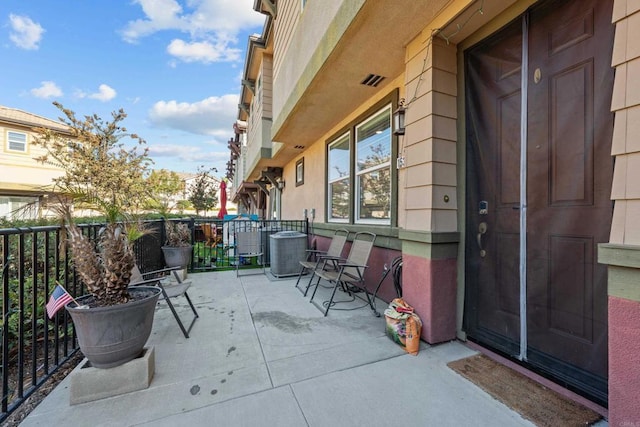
top-left (8, 131), bottom-right (27, 152)
top-left (328, 134), bottom-right (350, 182)
top-left (356, 108), bottom-right (390, 172)
top-left (330, 178), bottom-right (350, 220)
top-left (358, 167), bottom-right (391, 220)
top-left (0, 196), bottom-right (38, 220)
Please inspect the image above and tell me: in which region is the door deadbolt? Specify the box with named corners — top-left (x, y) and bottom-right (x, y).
top-left (479, 201), bottom-right (488, 215)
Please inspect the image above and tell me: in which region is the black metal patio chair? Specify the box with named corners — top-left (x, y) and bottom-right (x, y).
top-left (130, 265), bottom-right (199, 338)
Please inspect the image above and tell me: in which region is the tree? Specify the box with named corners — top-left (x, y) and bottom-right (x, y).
top-left (33, 102), bottom-right (153, 218)
top-left (32, 102), bottom-right (153, 306)
top-left (146, 169), bottom-right (184, 216)
top-left (188, 166), bottom-right (218, 216)
top-left (358, 143), bottom-right (391, 219)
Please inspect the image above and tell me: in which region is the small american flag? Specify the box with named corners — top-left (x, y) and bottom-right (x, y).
top-left (46, 285), bottom-right (73, 319)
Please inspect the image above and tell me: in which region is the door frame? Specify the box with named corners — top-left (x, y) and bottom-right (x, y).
top-left (455, 0), bottom-right (613, 406)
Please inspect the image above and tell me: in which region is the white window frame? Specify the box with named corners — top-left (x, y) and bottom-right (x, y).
top-left (327, 132), bottom-right (350, 223)
top-left (354, 106), bottom-right (392, 224)
top-left (0, 196), bottom-right (39, 220)
top-left (6, 131), bottom-right (27, 153)
top-left (326, 102), bottom-right (394, 225)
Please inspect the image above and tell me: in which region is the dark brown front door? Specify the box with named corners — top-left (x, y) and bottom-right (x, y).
top-left (464, 0), bottom-right (613, 405)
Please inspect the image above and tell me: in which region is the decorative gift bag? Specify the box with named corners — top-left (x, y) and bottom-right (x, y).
top-left (384, 298), bottom-right (422, 355)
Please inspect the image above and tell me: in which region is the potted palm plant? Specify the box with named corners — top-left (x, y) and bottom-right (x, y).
top-left (33, 102), bottom-right (161, 369)
top-left (161, 221), bottom-right (193, 268)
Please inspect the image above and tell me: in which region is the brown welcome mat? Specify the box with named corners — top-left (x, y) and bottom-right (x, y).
top-left (447, 354), bottom-right (602, 426)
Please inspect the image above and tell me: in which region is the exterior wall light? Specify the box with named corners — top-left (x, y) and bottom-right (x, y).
top-left (393, 98), bottom-right (406, 136)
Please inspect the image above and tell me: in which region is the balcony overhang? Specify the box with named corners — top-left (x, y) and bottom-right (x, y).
top-left (231, 181), bottom-right (260, 210)
top-left (228, 139), bottom-right (240, 157)
top-left (252, 167), bottom-right (283, 195)
top-left (254, 0), bottom-right (276, 18)
top-left (271, 0), bottom-right (496, 155)
top-left (260, 167), bottom-right (282, 187)
top-left (239, 7), bottom-right (274, 123)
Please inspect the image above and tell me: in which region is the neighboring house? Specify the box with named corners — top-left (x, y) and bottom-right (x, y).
top-left (176, 171), bottom-right (198, 214)
top-left (0, 106), bottom-right (68, 220)
top-left (229, 0), bottom-right (640, 423)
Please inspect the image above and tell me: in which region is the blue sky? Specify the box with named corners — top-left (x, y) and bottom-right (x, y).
top-left (1, 0), bottom-right (265, 176)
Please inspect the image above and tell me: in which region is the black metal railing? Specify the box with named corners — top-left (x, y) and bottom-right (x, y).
top-left (191, 218), bottom-right (308, 270)
top-left (1, 225), bottom-right (77, 422)
top-left (0, 217), bottom-right (307, 421)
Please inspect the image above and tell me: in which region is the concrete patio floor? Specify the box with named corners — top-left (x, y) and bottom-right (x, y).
top-left (20, 270), bottom-right (607, 426)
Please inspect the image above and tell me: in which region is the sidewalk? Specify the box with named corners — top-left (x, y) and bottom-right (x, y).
top-left (20, 270), bottom-right (587, 426)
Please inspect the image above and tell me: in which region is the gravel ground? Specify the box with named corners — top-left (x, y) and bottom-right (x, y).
top-left (1, 352), bottom-right (84, 427)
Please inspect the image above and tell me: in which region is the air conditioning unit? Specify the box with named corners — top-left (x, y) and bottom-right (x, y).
top-left (270, 231), bottom-right (307, 277)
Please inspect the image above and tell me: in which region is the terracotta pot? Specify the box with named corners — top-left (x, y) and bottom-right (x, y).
top-left (66, 286), bottom-right (161, 369)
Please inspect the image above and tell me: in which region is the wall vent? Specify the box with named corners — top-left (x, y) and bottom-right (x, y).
top-left (294, 145), bottom-right (305, 149)
top-left (360, 74), bottom-right (385, 87)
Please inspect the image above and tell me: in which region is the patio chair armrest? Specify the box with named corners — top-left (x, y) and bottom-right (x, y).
top-left (140, 266), bottom-right (182, 279)
top-left (338, 261), bottom-right (367, 269)
top-left (305, 249), bottom-right (327, 261)
top-left (129, 278), bottom-right (161, 287)
top-left (319, 255), bottom-right (345, 261)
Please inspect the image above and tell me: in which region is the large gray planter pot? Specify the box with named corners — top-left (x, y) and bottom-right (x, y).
top-left (162, 245), bottom-right (193, 268)
top-left (66, 286), bottom-right (161, 369)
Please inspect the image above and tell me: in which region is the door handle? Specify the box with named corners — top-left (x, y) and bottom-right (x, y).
top-left (477, 222), bottom-right (487, 258)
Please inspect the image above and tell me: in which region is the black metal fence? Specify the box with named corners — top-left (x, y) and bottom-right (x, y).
top-left (0, 217), bottom-right (307, 421)
top-left (1, 225), bottom-right (78, 422)
top-left (191, 218), bottom-right (308, 270)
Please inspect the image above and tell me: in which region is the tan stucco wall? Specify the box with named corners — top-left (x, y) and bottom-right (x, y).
top-left (281, 141), bottom-right (324, 221)
top-left (280, 74), bottom-right (404, 222)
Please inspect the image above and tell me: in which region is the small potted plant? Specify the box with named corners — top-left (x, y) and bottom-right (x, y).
top-left (161, 221), bottom-right (193, 268)
top-left (33, 102), bottom-right (161, 369)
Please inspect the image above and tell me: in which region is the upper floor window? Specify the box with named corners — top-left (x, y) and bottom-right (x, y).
top-left (7, 131), bottom-right (27, 153)
top-left (327, 104), bottom-right (393, 224)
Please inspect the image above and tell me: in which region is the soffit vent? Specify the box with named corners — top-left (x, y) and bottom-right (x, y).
top-left (294, 145), bottom-right (305, 149)
top-left (360, 74), bottom-right (385, 87)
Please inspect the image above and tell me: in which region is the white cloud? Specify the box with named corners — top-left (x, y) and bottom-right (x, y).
top-left (167, 39), bottom-right (241, 63)
top-left (88, 84), bottom-right (117, 102)
top-left (73, 89), bottom-right (87, 99)
top-left (149, 144), bottom-right (227, 162)
top-left (148, 144), bottom-right (199, 158)
top-left (148, 94), bottom-right (238, 136)
top-left (30, 81), bottom-right (63, 99)
top-left (148, 143), bottom-right (229, 173)
top-left (120, 0), bottom-right (187, 42)
top-left (9, 14), bottom-right (45, 50)
top-left (121, 0), bottom-right (264, 64)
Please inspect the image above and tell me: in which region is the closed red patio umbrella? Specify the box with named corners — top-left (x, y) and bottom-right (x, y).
top-left (217, 180), bottom-right (228, 219)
